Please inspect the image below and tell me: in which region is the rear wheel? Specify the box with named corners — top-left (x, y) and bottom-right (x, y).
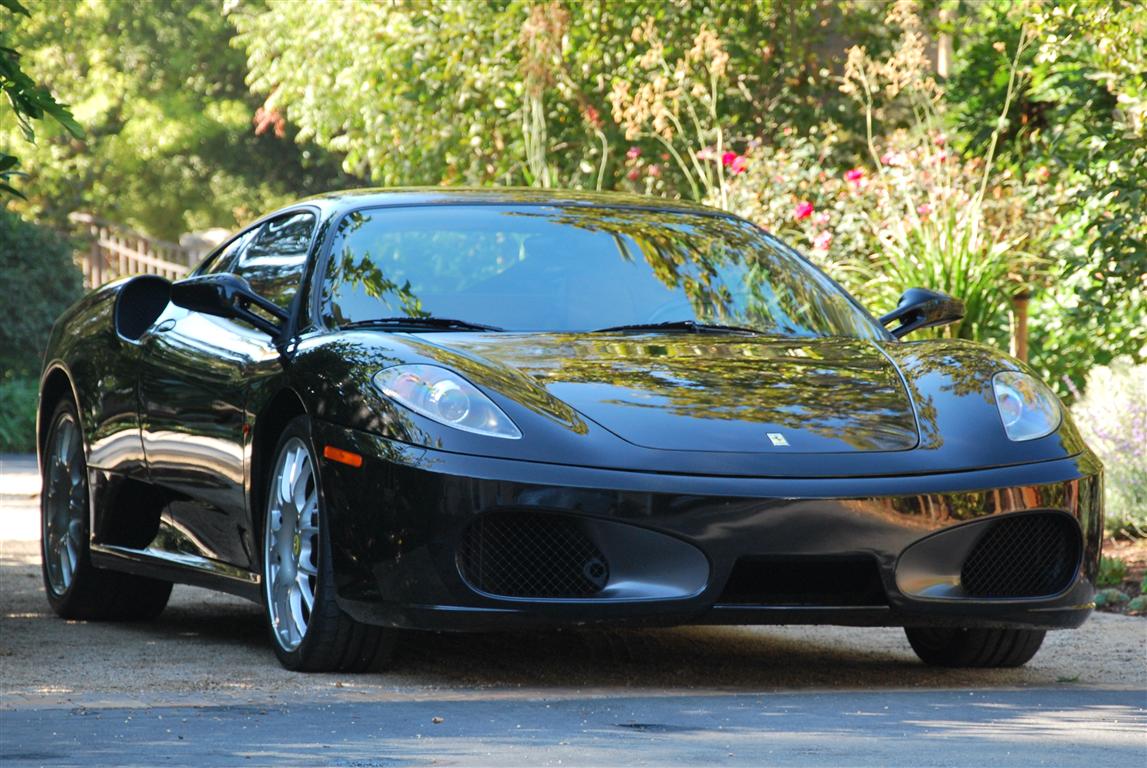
top-left (261, 416), bottom-right (395, 671)
top-left (41, 400), bottom-right (172, 620)
top-left (905, 626), bottom-right (1046, 668)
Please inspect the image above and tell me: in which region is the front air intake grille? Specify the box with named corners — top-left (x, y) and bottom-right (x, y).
top-left (458, 512), bottom-right (609, 598)
top-left (960, 513), bottom-right (1081, 598)
top-left (718, 555), bottom-right (889, 607)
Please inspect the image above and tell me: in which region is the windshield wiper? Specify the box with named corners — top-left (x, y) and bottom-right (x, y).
top-left (340, 317), bottom-right (503, 332)
top-left (592, 320), bottom-right (761, 335)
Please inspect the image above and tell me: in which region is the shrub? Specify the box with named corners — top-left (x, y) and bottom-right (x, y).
top-left (0, 209), bottom-right (82, 452)
top-left (0, 377), bottom-right (37, 452)
top-left (1070, 358), bottom-right (1147, 537)
top-left (0, 209), bottom-right (83, 380)
top-left (1096, 556), bottom-right (1128, 588)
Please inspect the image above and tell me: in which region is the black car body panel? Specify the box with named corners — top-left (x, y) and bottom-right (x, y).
top-left (38, 188), bottom-right (1103, 636)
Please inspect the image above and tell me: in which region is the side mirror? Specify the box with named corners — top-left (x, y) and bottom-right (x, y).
top-left (170, 274), bottom-right (287, 337)
top-left (880, 287), bottom-right (965, 339)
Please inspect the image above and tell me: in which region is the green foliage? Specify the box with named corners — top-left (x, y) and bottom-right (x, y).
top-left (1097, 555), bottom-right (1128, 588)
top-left (0, 376), bottom-right (37, 452)
top-left (0, 207), bottom-right (82, 380)
top-left (947, 0), bottom-right (1147, 394)
top-left (0, 0), bottom-right (83, 197)
top-left (229, 1), bottom-right (877, 191)
top-left (1093, 587), bottom-right (1129, 609)
top-left (1, 0), bottom-right (354, 239)
top-left (1070, 358), bottom-right (1147, 538)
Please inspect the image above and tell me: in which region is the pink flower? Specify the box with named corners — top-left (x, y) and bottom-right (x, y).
top-left (647, 163), bottom-right (661, 178)
top-left (626, 146), bottom-right (642, 160)
top-left (844, 167), bottom-right (865, 186)
top-left (794, 201), bottom-right (814, 221)
top-left (721, 151), bottom-right (738, 167)
top-left (1034, 166), bottom-right (1051, 183)
top-left (881, 151), bottom-right (907, 167)
top-left (934, 133), bottom-right (947, 147)
top-left (730, 155), bottom-right (749, 174)
top-left (697, 146), bottom-right (715, 161)
top-left (814, 231), bottom-right (833, 251)
top-left (626, 168), bottom-right (640, 181)
top-left (917, 203), bottom-right (932, 217)
top-left (582, 105), bottom-right (602, 129)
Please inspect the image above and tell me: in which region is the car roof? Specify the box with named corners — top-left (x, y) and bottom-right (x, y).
top-left (280, 187), bottom-right (729, 220)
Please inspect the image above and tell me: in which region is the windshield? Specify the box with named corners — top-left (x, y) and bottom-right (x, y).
top-left (320, 204), bottom-right (886, 340)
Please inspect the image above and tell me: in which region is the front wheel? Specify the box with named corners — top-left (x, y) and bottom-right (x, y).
top-left (905, 626), bottom-right (1046, 668)
top-left (261, 416), bottom-right (396, 671)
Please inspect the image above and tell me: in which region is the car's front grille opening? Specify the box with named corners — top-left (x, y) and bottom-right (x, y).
top-left (458, 511), bottom-right (610, 599)
top-left (960, 513), bottom-right (1081, 598)
top-left (718, 555), bottom-right (888, 607)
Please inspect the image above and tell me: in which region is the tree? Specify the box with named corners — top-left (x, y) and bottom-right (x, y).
top-left (0, 0), bottom-right (83, 197)
top-left (946, 0), bottom-right (1147, 392)
top-left (1, 0), bottom-right (355, 239)
top-left (229, 1), bottom-right (870, 193)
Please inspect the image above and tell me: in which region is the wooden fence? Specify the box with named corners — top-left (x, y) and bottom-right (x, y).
top-left (69, 213), bottom-right (208, 288)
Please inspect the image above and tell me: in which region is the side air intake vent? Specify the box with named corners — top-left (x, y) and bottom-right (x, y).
top-left (459, 511), bottom-right (609, 598)
top-left (960, 513), bottom-right (1081, 598)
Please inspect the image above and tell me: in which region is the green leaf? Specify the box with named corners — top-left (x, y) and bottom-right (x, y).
top-left (0, 0), bottom-right (30, 17)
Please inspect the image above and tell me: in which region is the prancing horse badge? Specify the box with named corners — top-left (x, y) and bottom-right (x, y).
top-left (767, 432), bottom-right (789, 447)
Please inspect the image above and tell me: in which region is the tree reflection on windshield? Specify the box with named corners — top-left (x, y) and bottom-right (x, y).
top-left (321, 203), bottom-right (885, 340)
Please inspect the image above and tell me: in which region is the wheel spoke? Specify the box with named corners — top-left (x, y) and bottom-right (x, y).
top-left (288, 585), bottom-right (306, 639)
top-left (58, 538), bottom-right (73, 586)
top-left (291, 456), bottom-right (311, 510)
top-left (297, 554), bottom-right (318, 576)
top-left (295, 572), bottom-right (314, 613)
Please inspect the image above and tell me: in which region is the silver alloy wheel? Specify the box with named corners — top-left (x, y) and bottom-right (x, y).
top-left (263, 437), bottom-right (320, 652)
top-left (43, 414), bottom-right (85, 596)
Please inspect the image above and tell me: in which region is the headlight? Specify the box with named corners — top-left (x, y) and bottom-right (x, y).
top-left (992, 371), bottom-right (1061, 442)
top-left (374, 364), bottom-right (522, 439)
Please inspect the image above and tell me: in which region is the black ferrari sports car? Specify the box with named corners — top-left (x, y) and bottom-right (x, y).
top-left (38, 189), bottom-right (1102, 671)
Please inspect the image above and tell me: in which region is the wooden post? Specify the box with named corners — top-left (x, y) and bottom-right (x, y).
top-left (1010, 291), bottom-right (1030, 362)
top-left (936, 7), bottom-right (954, 79)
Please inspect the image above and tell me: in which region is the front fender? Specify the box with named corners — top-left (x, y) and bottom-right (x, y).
top-left (884, 338), bottom-right (1088, 467)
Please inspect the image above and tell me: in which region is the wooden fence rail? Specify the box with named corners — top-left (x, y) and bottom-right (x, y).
top-left (69, 212), bottom-right (209, 288)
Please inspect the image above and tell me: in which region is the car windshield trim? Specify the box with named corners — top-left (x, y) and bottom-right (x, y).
top-left (339, 316), bottom-right (504, 332)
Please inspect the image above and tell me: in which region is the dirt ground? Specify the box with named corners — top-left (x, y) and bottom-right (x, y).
top-left (2, 530), bottom-right (1146, 712)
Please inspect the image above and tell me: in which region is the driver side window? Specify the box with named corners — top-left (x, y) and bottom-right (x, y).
top-left (232, 211), bottom-right (316, 309)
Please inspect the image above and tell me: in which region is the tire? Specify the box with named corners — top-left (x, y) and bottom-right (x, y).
top-left (41, 399), bottom-right (172, 621)
top-left (905, 626), bottom-right (1046, 668)
top-left (261, 416), bottom-right (396, 672)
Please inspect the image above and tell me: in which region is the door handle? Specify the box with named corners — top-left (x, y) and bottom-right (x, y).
top-left (153, 319), bottom-right (176, 333)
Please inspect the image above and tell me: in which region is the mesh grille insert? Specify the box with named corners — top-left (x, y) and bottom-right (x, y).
top-left (459, 512), bottom-right (609, 598)
top-left (960, 513), bottom-right (1081, 598)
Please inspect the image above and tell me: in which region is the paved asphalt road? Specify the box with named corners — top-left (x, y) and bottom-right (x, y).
top-left (2, 453), bottom-right (1146, 766)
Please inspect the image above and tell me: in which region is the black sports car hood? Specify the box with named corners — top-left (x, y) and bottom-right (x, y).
top-left (416, 333), bottom-right (919, 454)
top-left (296, 330), bottom-right (1087, 477)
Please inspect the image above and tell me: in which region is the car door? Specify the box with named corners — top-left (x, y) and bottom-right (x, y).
top-left (139, 210), bottom-right (317, 569)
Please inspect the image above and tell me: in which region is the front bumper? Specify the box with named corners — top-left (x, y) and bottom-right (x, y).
top-left (313, 421), bottom-right (1104, 633)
